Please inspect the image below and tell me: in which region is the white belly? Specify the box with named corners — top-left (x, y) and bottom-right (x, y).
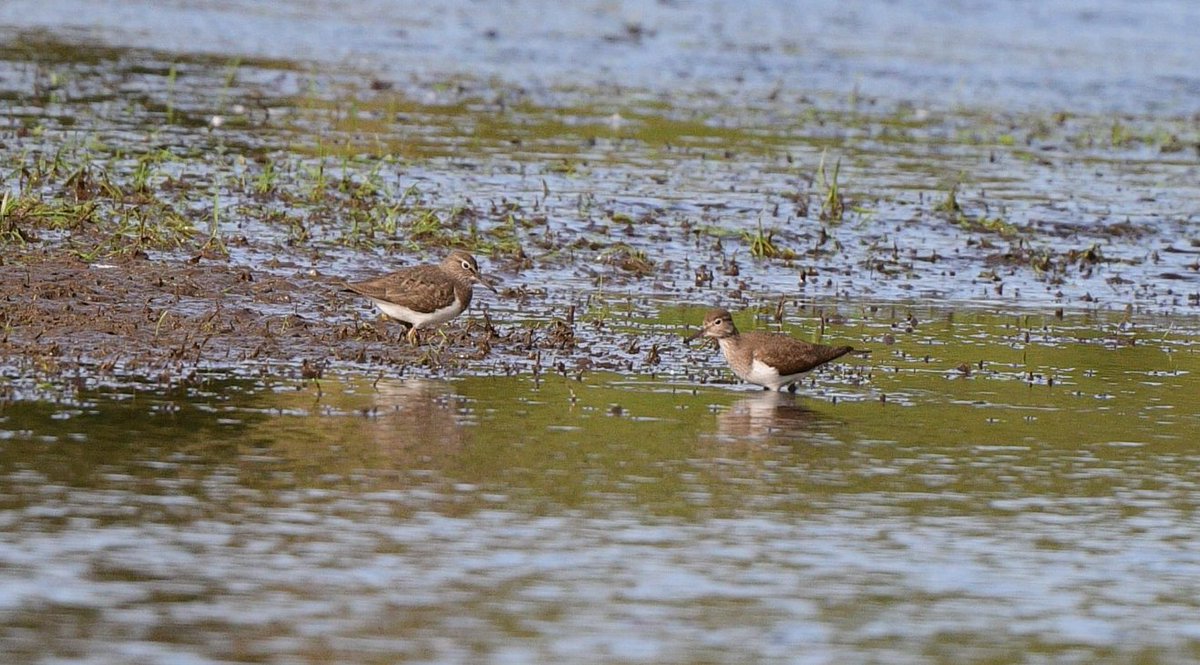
top-left (715, 338), bottom-right (801, 391)
top-left (743, 359), bottom-right (792, 390)
top-left (370, 298), bottom-right (465, 329)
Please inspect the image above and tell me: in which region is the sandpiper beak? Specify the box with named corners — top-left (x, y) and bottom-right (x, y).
top-left (476, 275), bottom-right (499, 293)
top-left (683, 327), bottom-right (706, 343)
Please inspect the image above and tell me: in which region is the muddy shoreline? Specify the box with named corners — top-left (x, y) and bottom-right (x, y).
top-left (0, 246), bottom-right (624, 391)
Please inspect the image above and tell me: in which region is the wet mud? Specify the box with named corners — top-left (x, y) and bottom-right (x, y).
top-left (0, 247), bottom-right (662, 394)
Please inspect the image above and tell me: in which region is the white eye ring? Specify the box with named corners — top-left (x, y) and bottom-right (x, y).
top-left (461, 260), bottom-right (473, 270)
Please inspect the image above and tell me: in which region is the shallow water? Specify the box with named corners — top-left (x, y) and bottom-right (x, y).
top-left (3, 309), bottom-right (1200, 663)
top-left (5, 0), bottom-right (1200, 115)
top-left (4, 1), bottom-right (1200, 663)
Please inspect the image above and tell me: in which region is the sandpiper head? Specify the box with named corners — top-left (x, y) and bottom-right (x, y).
top-left (685, 308), bottom-right (738, 342)
top-left (442, 250), bottom-right (497, 293)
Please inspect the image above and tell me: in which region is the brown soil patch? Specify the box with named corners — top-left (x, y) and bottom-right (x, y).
top-left (0, 248), bottom-right (583, 385)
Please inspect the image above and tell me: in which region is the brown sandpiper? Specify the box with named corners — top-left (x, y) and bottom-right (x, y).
top-left (685, 308), bottom-right (853, 392)
top-left (342, 249), bottom-right (497, 344)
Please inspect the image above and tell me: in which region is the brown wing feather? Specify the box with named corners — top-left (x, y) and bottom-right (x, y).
top-left (742, 332), bottom-right (853, 376)
top-left (343, 265), bottom-right (458, 314)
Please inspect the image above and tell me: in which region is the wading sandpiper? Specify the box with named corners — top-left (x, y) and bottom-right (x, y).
top-left (686, 308), bottom-right (853, 391)
top-left (342, 249), bottom-right (497, 344)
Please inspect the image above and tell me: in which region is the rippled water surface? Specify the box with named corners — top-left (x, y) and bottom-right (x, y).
top-left (4, 309), bottom-right (1200, 664)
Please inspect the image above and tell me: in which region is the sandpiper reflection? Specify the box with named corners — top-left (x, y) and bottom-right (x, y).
top-left (363, 378), bottom-right (467, 464)
top-left (714, 390), bottom-right (823, 442)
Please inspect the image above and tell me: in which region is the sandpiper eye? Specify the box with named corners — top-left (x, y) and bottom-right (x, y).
top-left (461, 260), bottom-right (473, 271)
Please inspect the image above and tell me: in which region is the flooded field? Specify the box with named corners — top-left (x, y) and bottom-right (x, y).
top-left (2, 1), bottom-right (1200, 663)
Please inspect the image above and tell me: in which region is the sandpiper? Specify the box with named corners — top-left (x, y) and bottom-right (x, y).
top-left (686, 308), bottom-right (853, 392)
top-left (342, 249), bottom-right (497, 344)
